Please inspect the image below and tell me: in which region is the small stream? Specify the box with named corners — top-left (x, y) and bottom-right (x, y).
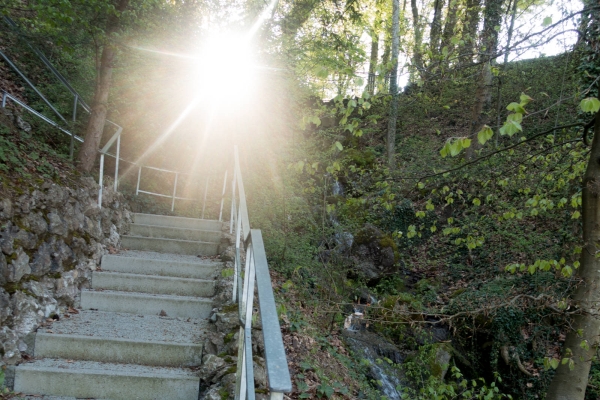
top-left (330, 179), bottom-right (404, 399)
top-left (343, 317), bottom-right (404, 400)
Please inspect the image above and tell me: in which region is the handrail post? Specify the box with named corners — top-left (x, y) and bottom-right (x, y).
top-left (98, 153), bottom-right (104, 208)
top-left (219, 170), bottom-right (228, 222)
top-left (202, 174), bottom-right (209, 219)
top-left (136, 166), bottom-right (142, 195)
top-left (230, 170), bottom-right (237, 234)
top-left (171, 173), bottom-right (179, 212)
top-left (70, 94), bottom-right (78, 161)
top-left (114, 132), bottom-right (120, 192)
top-left (2, 92), bottom-right (7, 108)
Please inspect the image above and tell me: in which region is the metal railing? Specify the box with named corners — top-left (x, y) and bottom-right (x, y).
top-left (230, 146), bottom-right (292, 400)
top-left (0, 19), bottom-right (229, 216)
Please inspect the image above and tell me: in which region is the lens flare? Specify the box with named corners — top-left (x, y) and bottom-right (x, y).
top-left (196, 33), bottom-right (257, 104)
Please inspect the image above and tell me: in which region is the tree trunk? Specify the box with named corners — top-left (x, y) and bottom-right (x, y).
top-left (440, 0), bottom-right (459, 56)
top-left (387, 0), bottom-right (400, 170)
top-left (503, 0), bottom-right (518, 64)
top-left (77, 0), bottom-right (129, 173)
top-left (429, 0), bottom-right (445, 54)
top-left (546, 113), bottom-right (600, 400)
top-left (547, 3), bottom-right (600, 396)
top-left (410, 0), bottom-right (424, 79)
top-left (466, 0), bottom-right (502, 158)
top-left (281, 0), bottom-right (319, 40)
top-left (367, 32), bottom-right (379, 95)
top-left (458, 0), bottom-right (481, 65)
top-left (382, 35), bottom-right (391, 90)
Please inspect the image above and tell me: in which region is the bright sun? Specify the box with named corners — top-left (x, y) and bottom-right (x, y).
top-left (196, 33), bottom-right (257, 104)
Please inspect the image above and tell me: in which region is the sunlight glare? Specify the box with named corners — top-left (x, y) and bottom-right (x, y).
top-left (197, 33), bottom-right (257, 103)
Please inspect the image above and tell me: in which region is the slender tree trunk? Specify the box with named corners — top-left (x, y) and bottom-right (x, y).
top-left (382, 35), bottom-right (391, 90)
top-left (503, 0), bottom-right (518, 64)
top-left (367, 32), bottom-right (379, 95)
top-left (387, 0), bottom-right (400, 170)
top-left (440, 0), bottom-right (459, 55)
top-left (546, 112), bottom-right (600, 400)
top-left (281, 0), bottom-right (319, 40)
top-left (410, 0), bottom-right (424, 79)
top-left (429, 0), bottom-right (445, 54)
top-left (466, 0), bottom-right (502, 158)
top-left (458, 0), bottom-right (481, 65)
top-left (547, 3), bottom-right (600, 396)
top-left (78, 0), bottom-right (129, 173)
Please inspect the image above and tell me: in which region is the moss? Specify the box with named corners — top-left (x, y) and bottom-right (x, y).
top-left (223, 356), bottom-right (233, 363)
top-left (223, 332), bottom-right (235, 344)
top-left (218, 388), bottom-right (229, 400)
top-left (48, 272), bottom-right (62, 279)
top-left (224, 366), bottom-right (237, 375)
top-left (2, 283), bottom-right (34, 297)
top-left (222, 304), bottom-right (238, 313)
top-left (3, 282), bottom-right (19, 294)
top-left (255, 388), bottom-right (269, 394)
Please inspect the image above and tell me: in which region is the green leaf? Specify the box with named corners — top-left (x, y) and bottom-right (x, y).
top-left (500, 119), bottom-right (522, 137)
top-left (440, 142), bottom-right (450, 158)
top-left (519, 93), bottom-right (533, 105)
top-left (461, 138), bottom-right (472, 148)
top-left (580, 97), bottom-right (600, 113)
top-left (542, 16), bottom-right (552, 27)
top-left (449, 140), bottom-right (462, 156)
top-left (473, 198), bottom-right (481, 206)
top-left (507, 112), bottom-right (523, 123)
top-left (507, 102), bottom-right (526, 114)
top-left (477, 125), bottom-right (494, 145)
top-left (572, 210), bottom-right (581, 219)
top-left (334, 141), bottom-right (343, 151)
top-left (312, 116), bottom-right (321, 127)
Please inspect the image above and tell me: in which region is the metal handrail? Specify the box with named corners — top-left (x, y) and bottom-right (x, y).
top-left (230, 145), bottom-right (292, 400)
top-left (1, 18), bottom-right (231, 217)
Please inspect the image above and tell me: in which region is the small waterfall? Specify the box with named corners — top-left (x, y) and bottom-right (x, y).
top-left (329, 180), bottom-right (353, 252)
top-left (342, 327), bottom-right (404, 399)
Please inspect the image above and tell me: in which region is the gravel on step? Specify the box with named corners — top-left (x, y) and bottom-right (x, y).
top-left (39, 310), bottom-right (209, 344)
top-left (113, 250), bottom-right (222, 264)
top-left (19, 358), bottom-right (198, 378)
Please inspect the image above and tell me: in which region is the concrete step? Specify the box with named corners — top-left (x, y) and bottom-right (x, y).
top-left (101, 253), bottom-right (220, 279)
top-left (122, 235), bottom-right (219, 256)
top-left (36, 310), bottom-right (207, 344)
top-left (80, 290), bottom-right (212, 319)
top-left (133, 213), bottom-right (222, 231)
top-left (34, 333), bottom-right (203, 367)
top-left (130, 223), bottom-right (221, 243)
top-left (14, 359), bottom-right (199, 400)
top-left (92, 271), bottom-right (215, 297)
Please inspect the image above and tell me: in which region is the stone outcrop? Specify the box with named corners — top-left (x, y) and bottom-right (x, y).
top-left (350, 223), bottom-right (399, 281)
top-left (0, 177), bottom-right (131, 365)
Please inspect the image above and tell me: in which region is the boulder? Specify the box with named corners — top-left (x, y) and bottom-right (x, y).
top-left (350, 223), bottom-right (399, 281)
top-left (8, 247), bottom-right (30, 282)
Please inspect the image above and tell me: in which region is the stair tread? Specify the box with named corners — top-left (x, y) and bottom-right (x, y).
top-left (123, 235), bottom-right (218, 244)
top-left (134, 213), bottom-right (220, 223)
top-left (132, 223), bottom-right (221, 234)
top-left (17, 358), bottom-right (198, 379)
top-left (37, 310), bottom-right (208, 344)
top-left (82, 289), bottom-right (212, 301)
top-left (94, 270), bottom-right (215, 284)
top-left (112, 250), bottom-right (221, 264)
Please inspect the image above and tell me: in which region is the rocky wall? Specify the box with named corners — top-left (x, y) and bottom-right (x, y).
top-left (0, 177), bottom-right (132, 365)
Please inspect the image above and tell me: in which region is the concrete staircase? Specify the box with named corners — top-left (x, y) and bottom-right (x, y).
top-left (14, 213), bottom-right (223, 400)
